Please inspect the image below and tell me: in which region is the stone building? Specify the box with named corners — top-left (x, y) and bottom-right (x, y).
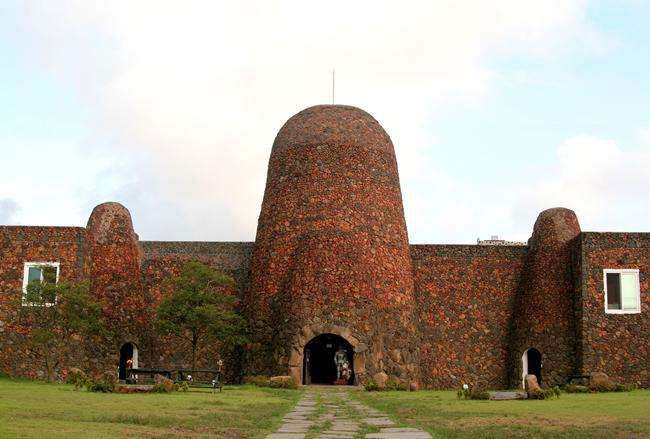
top-left (0, 105), bottom-right (648, 389)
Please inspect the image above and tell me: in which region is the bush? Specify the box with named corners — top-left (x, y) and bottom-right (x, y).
top-left (385, 379), bottom-right (408, 391)
top-left (269, 376), bottom-right (297, 389)
top-left (86, 371), bottom-right (116, 393)
top-left (152, 374), bottom-right (175, 393)
top-left (564, 384), bottom-right (589, 393)
top-left (364, 379), bottom-right (380, 392)
top-left (528, 387), bottom-right (560, 400)
top-left (457, 385), bottom-right (489, 400)
top-left (613, 383), bottom-right (635, 392)
top-left (65, 368), bottom-right (88, 391)
top-left (178, 381), bottom-right (190, 392)
top-left (564, 382), bottom-right (634, 394)
top-left (243, 375), bottom-right (271, 387)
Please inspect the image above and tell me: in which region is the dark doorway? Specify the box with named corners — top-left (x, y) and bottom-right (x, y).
top-left (303, 333), bottom-right (354, 385)
top-left (119, 342), bottom-right (136, 381)
top-left (526, 348), bottom-right (542, 385)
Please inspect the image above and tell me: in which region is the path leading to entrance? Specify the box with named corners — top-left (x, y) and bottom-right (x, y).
top-left (266, 387), bottom-right (431, 439)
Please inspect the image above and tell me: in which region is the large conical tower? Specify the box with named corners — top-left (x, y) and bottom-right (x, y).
top-left (244, 105), bottom-right (420, 387)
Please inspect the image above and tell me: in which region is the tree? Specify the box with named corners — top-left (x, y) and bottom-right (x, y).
top-left (156, 261), bottom-right (248, 371)
top-left (12, 277), bottom-right (105, 382)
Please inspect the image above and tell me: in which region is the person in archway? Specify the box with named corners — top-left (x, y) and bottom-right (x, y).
top-left (334, 347), bottom-right (348, 381)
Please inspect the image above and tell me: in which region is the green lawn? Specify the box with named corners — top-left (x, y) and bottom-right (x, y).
top-left (0, 378), bottom-right (301, 438)
top-left (355, 389), bottom-right (650, 438)
top-left (2, 378), bottom-right (649, 438)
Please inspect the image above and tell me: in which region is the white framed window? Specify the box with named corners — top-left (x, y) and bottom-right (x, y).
top-left (22, 262), bottom-right (60, 306)
top-left (603, 269), bottom-right (641, 314)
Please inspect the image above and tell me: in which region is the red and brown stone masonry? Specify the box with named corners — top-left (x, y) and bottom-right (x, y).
top-left (411, 244), bottom-right (527, 389)
top-left (509, 208), bottom-right (581, 387)
top-left (0, 105), bottom-right (648, 388)
top-left (244, 105), bottom-right (420, 386)
top-left (578, 233), bottom-right (650, 387)
top-left (0, 226), bottom-right (86, 378)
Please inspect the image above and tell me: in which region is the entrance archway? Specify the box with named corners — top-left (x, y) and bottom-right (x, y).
top-left (303, 333), bottom-right (354, 385)
top-left (118, 342), bottom-right (138, 381)
top-left (521, 348), bottom-right (542, 387)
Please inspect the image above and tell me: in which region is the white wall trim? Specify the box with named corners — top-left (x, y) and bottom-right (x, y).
top-left (603, 268), bottom-right (641, 314)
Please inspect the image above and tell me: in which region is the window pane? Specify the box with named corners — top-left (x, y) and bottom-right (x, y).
top-left (606, 273), bottom-right (621, 310)
top-left (27, 266), bottom-right (42, 284)
top-left (621, 273), bottom-right (638, 310)
top-left (42, 266), bottom-right (57, 284)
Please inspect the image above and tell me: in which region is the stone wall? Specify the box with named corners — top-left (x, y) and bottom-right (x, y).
top-left (411, 244), bottom-right (527, 389)
top-left (140, 240), bottom-right (253, 381)
top-left (0, 226), bottom-right (87, 378)
top-left (578, 232), bottom-right (650, 387)
top-left (0, 206), bottom-right (254, 382)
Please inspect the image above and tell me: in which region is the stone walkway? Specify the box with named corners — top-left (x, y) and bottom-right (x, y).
top-left (266, 387), bottom-right (431, 439)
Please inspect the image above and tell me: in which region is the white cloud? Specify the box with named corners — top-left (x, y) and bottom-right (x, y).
top-left (639, 127), bottom-right (650, 145)
top-left (514, 134), bottom-right (650, 234)
top-left (8, 1), bottom-right (597, 241)
top-left (0, 199), bottom-right (19, 224)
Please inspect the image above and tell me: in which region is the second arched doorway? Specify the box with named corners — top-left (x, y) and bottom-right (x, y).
top-left (303, 333), bottom-right (354, 385)
top-left (521, 347), bottom-right (542, 387)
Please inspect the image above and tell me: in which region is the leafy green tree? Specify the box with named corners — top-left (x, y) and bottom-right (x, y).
top-left (156, 261), bottom-right (248, 370)
top-left (13, 277), bottom-right (105, 382)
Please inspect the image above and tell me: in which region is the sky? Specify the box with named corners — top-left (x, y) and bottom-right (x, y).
top-left (1, 0), bottom-right (649, 244)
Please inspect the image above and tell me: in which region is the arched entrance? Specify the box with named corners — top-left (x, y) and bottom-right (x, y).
top-left (303, 333), bottom-right (354, 385)
top-left (521, 348), bottom-right (542, 387)
top-left (118, 342), bottom-right (138, 381)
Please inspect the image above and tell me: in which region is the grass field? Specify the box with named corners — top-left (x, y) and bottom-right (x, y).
top-left (0, 377), bottom-right (301, 438)
top-left (1, 378), bottom-right (649, 438)
top-left (355, 388), bottom-right (650, 438)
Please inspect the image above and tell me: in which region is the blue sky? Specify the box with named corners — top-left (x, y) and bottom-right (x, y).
top-left (1, 1), bottom-right (649, 243)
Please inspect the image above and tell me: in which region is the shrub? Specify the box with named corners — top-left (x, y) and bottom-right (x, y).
top-left (243, 375), bottom-right (271, 387)
top-left (457, 385), bottom-right (489, 400)
top-left (152, 374), bottom-right (175, 393)
top-left (613, 383), bottom-right (635, 392)
top-left (564, 384), bottom-right (589, 393)
top-left (65, 368), bottom-right (88, 391)
top-left (86, 371), bottom-right (116, 393)
top-left (528, 387), bottom-right (560, 400)
top-left (269, 376), bottom-right (297, 389)
top-left (178, 381), bottom-right (190, 392)
top-left (385, 379), bottom-right (408, 391)
top-left (364, 379), bottom-right (380, 392)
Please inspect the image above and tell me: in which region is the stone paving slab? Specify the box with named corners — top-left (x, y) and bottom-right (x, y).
top-left (267, 388), bottom-right (431, 439)
top-left (266, 434), bottom-right (305, 439)
top-left (363, 417), bottom-right (396, 427)
top-left (366, 433), bottom-right (432, 439)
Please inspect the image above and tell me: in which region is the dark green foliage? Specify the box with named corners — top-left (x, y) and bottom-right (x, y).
top-left (364, 379), bottom-right (380, 391)
top-left (564, 384), bottom-right (590, 393)
top-left (457, 386), bottom-right (489, 400)
top-left (152, 375), bottom-right (175, 393)
top-left (65, 368), bottom-right (88, 390)
top-left (385, 379), bottom-right (409, 391)
top-left (12, 279), bottom-right (106, 382)
top-left (268, 377), bottom-right (297, 389)
top-left (528, 387), bottom-right (560, 400)
top-left (564, 382), bottom-right (635, 394)
top-left (243, 375), bottom-right (271, 387)
top-left (156, 261), bottom-right (248, 370)
top-left (86, 371), bottom-right (116, 393)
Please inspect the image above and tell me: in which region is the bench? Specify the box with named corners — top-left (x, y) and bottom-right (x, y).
top-left (175, 369), bottom-right (223, 392)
